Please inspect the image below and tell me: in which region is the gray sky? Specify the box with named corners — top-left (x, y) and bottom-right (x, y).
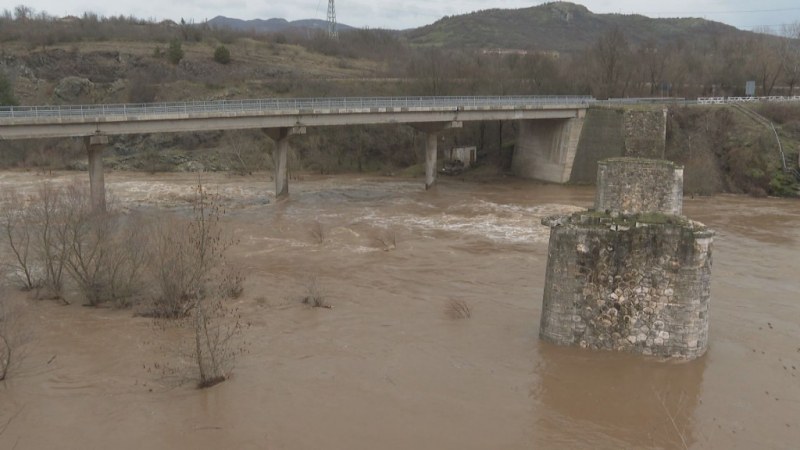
top-left (12, 1), bottom-right (800, 32)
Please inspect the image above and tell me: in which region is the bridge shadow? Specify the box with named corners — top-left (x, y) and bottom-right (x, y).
top-left (530, 342), bottom-right (707, 448)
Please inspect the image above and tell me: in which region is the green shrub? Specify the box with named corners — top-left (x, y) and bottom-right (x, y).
top-left (213, 45), bottom-right (231, 64)
top-left (0, 72), bottom-right (18, 106)
top-left (167, 39), bottom-right (184, 65)
top-left (768, 171), bottom-right (799, 197)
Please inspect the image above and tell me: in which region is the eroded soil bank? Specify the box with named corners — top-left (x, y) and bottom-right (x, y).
top-left (1, 171), bottom-right (798, 449)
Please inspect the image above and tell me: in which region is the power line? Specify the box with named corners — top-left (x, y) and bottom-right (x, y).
top-left (641, 7), bottom-right (800, 15)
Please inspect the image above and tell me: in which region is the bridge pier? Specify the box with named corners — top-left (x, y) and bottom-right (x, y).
top-left (511, 114), bottom-right (585, 183)
top-left (264, 127), bottom-right (306, 198)
top-left (83, 135), bottom-right (109, 212)
top-left (411, 121), bottom-right (462, 190)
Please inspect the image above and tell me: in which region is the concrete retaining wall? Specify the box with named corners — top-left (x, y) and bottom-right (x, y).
top-left (568, 107), bottom-right (669, 184)
top-left (568, 108), bottom-right (625, 184)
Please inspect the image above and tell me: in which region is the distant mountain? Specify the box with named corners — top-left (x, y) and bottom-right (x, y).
top-left (207, 16), bottom-right (355, 33)
top-left (406, 1), bottom-right (750, 53)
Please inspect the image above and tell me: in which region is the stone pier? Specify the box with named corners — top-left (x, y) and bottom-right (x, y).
top-left (539, 158), bottom-right (714, 360)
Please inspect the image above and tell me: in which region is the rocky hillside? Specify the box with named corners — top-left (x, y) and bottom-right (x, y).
top-left (407, 1), bottom-right (752, 52)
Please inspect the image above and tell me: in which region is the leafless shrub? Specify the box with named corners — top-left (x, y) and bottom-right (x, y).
top-left (189, 296), bottom-right (245, 388)
top-left (373, 229), bottom-right (397, 251)
top-left (222, 130), bottom-right (267, 176)
top-left (0, 298), bottom-right (30, 381)
top-left (445, 299), bottom-right (472, 319)
top-left (301, 277), bottom-right (331, 309)
top-left (309, 221), bottom-right (327, 245)
top-left (147, 182), bottom-right (247, 388)
top-left (65, 202), bottom-right (151, 307)
top-left (26, 183), bottom-right (73, 302)
top-left (2, 183), bottom-right (148, 307)
top-left (219, 265), bottom-right (244, 300)
top-left (1, 190), bottom-right (42, 291)
top-left (146, 183), bottom-right (237, 318)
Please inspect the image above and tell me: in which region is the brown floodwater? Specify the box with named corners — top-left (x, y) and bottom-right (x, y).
top-left (0, 170), bottom-right (798, 449)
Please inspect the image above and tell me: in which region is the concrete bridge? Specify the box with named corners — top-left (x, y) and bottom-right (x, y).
top-left (0, 96), bottom-right (593, 210)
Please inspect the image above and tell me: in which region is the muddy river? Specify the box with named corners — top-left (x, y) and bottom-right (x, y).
top-left (0, 171), bottom-right (798, 449)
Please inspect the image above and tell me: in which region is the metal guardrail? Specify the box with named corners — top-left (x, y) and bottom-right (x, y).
top-left (697, 96), bottom-right (800, 105)
top-left (0, 96), bottom-right (595, 122)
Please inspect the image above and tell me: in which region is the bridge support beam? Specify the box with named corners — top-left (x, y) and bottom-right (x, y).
top-left (511, 113), bottom-right (585, 183)
top-left (411, 121), bottom-right (462, 190)
top-left (83, 134), bottom-right (109, 212)
top-left (264, 126), bottom-right (306, 198)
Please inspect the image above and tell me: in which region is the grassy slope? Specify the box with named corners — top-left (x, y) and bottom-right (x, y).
top-left (5, 38), bottom-right (384, 105)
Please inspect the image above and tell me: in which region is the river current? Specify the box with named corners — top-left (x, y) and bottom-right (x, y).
top-left (0, 171), bottom-right (798, 449)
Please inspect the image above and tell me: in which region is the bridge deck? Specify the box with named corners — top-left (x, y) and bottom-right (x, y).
top-left (0, 96), bottom-right (594, 139)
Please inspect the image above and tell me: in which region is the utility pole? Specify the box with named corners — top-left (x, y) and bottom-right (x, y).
top-left (327, 0), bottom-right (338, 38)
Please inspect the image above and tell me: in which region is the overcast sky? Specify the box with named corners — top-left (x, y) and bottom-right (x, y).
top-left (12, 1), bottom-right (800, 32)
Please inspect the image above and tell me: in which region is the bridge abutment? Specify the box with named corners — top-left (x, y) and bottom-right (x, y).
top-left (83, 134), bottom-right (108, 212)
top-left (264, 127), bottom-right (306, 199)
top-left (511, 114), bottom-right (585, 183)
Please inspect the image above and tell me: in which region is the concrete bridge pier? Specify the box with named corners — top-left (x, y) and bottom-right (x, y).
top-left (263, 126), bottom-right (306, 198)
top-left (511, 113), bottom-right (585, 183)
top-left (83, 134), bottom-right (109, 212)
top-left (411, 121), bottom-right (462, 189)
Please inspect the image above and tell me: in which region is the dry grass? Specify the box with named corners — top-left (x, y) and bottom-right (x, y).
top-left (445, 299), bottom-right (472, 319)
top-left (373, 229), bottom-right (397, 251)
top-left (301, 277), bottom-right (332, 309)
top-left (309, 221), bottom-right (327, 245)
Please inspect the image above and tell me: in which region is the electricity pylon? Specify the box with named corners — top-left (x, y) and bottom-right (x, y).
top-left (327, 0), bottom-right (338, 38)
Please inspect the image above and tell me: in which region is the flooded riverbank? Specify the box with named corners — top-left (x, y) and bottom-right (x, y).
top-left (1, 171), bottom-right (798, 449)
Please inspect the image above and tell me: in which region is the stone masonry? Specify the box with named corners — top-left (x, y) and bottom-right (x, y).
top-left (539, 158), bottom-right (714, 360)
top-left (595, 158), bottom-right (683, 216)
top-left (623, 109), bottom-right (667, 159)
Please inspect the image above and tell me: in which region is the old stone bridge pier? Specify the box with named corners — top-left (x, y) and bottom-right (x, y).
top-left (0, 96), bottom-right (591, 210)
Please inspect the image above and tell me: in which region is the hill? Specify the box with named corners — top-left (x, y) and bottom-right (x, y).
top-left (207, 16), bottom-right (355, 33)
top-left (406, 1), bottom-right (750, 53)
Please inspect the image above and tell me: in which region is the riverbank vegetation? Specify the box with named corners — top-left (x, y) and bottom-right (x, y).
top-left (0, 182), bottom-right (247, 387)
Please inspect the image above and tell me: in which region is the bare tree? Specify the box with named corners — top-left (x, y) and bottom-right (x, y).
top-left (148, 182), bottom-right (237, 318)
top-left (748, 30), bottom-right (785, 96)
top-left (780, 23), bottom-right (800, 95)
top-left (149, 182), bottom-right (246, 387)
top-left (592, 27), bottom-right (633, 98)
top-left (63, 191), bottom-right (150, 307)
top-left (190, 295), bottom-right (244, 387)
top-left (0, 298), bottom-right (29, 381)
top-left (1, 191), bottom-right (40, 291)
top-left (638, 41), bottom-right (673, 96)
top-left (26, 183), bottom-right (72, 302)
top-left (221, 130), bottom-right (266, 176)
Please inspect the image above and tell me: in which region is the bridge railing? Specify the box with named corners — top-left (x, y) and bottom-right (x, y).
top-left (0, 96), bottom-right (595, 121)
top-left (697, 96), bottom-right (800, 105)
